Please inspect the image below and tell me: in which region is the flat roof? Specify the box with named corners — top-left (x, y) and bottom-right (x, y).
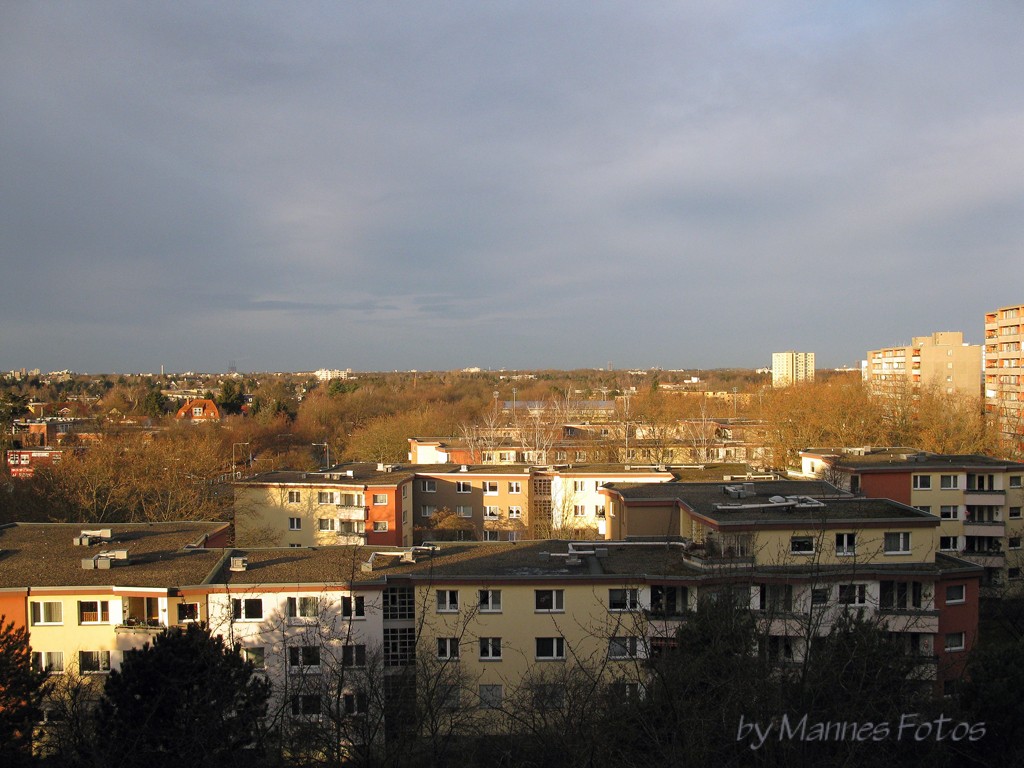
top-left (0, 522), bottom-right (228, 589)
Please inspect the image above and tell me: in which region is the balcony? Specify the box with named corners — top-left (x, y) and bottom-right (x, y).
top-left (961, 550), bottom-right (1005, 568)
top-left (964, 519), bottom-right (1005, 537)
top-left (336, 505), bottom-right (369, 521)
top-left (875, 610), bottom-right (940, 634)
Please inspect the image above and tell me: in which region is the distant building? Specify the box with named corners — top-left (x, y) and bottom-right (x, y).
top-left (174, 399), bottom-right (221, 423)
top-left (314, 368), bottom-right (352, 381)
top-left (864, 331), bottom-right (981, 395)
top-left (985, 303), bottom-right (1024, 454)
top-left (771, 351), bottom-right (815, 387)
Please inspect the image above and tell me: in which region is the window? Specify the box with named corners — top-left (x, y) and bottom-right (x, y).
top-left (879, 581), bottom-right (922, 610)
top-left (483, 481), bottom-right (498, 495)
top-left (288, 491), bottom-right (301, 503)
top-left (289, 517), bottom-right (301, 530)
top-left (287, 596), bottom-right (319, 620)
top-left (608, 636), bottom-right (639, 659)
top-left (342, 644), bottom-right (367, 667)
top-left (383, 627), bottom-right (416, 666)
top-left (508, 481), bottom-right (521, 494)
top-left (940, 475), bottom-right (960, 490)
top-left (535, 589), bottom-right (564, 612)
top-left (1011, 568), bottom-right (1022, 580)
top-left (835, 533), bottom-right (856, 556)
top-left (608, 588), bottom-right (639, 611)
top-left (437, 637), bottom-right (460, 660)
top-left (456, 481), bottom-right (471, 494)
top-left (940, 536), bottom-right (958, 551)
top-left (383, 587), bottom-right (414, 620)
top-left (944, 632), bottom-right (965, 652)
top-left (456, 505), bottom-right (473, 518)
top-left (508, 506), bottom-right (522, 518)
top-left (289, 543), bottom-right (302, 548)
top-left (291, 695), bottom-right (322, 716)
top-left (78, 600), bottom-right (109, 624)
top-left (1010, 476), bottom-right (1022, 489)
top-left (244, 647), bottom-right (265, 669)
top-left (342, 595), bottom-right (365, 618)
top-left (810, 588), bottom-right (830, 607)
top-left (940, 505), bottom-right (958, 520)
top-left (946, 585), bottom-right (966, 604)
top-left (318, 518), bottom-right (336, 531)
top-left (913, 475), bottom-right (932, 490)
top-left (651, 585), bottom-right (687, 616)
top-left (232, 598), bottom-right (263, 621)
top-left (317, 491), bottom-right (336, 505)
top-left (758, 584), bottom-right (794, 612)
top-left (573, 504), bottom-right (586, 517)
top-left (479, 684), bottom-right (503, 709)
top-left (790, 536), bottom-right (814, 555)
top-left (508, 531), bottom-right (520, 542)
top-left (535, 637), bottom-right (565, 660)
top-left (437, 589), bottom-right (459, 612)
top-left (421, 505), bottom-right (436, 517)
top-left (479, 589), bottom-right (502, 612)
top-left (914, 505), bottom-right (931, 514)
top-left (884, 532), bottom-right (911, 554)
top-left (32, 652), bottom-right (64, 673)
top-left (372, 493), bottom-right (387, 506)
top-left (484, 506), bottom-right (500, 519)
top-left (1011, 537), bottom-right (1022, 550)
top-left (596, 504), bottom-right (606, 518)
top-left (79, 651), bottom-right (110, 673)
top-left (344, 692), bottom-right (369, 715)
top-left (421, 479), bottom-right (436, 492)
top-left (838, 584), bottom-right (866, 606)
top-left (289, 646), bottom-right (321, 668)
top-left (479, 637), bottom-right (502, 660)
top-left (373, 521), bottom-right (388, 532)
top-left (30, 601), bottom-right (63, 625)
top-left (176, 603), bottom-right (199, 623)
top-left (483, 531), bottom-right (499, 541)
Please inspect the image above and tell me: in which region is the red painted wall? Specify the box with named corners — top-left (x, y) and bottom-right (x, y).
top-left (366, 485), bottom-right (402, 547)
top-left (859, 471), bottom-right (913, 505)
top-left (935, 572), bottom-right (980, 692)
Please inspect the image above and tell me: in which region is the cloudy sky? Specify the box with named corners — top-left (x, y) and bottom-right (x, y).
top-left (2, 2), bottom-right (1023, 373)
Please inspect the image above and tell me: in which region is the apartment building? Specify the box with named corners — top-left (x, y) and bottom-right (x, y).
top-left (985, 303), bottom-right (1024, 454)
top-left (864, 331), bottom-right (981, 395)
top-left (6, 447), bottom-right (63, 478)
top-left (599, 480), bottom-right (981, 689)
top-left (234, 464), bottom-right (416, 548)
top-left (771, 351), bottom-right (815, 388)
top-left (800, 448), bottom-right (1024, 589)
top-left (1, 522), bottom-right (228, 682)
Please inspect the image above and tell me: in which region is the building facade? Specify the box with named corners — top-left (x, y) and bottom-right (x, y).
top-left (985, 303), bottom-right (1024, 455)
top-left (865, 331), bottom-right (981, 395)
top-left (771, 351), bottom-right (815, 388)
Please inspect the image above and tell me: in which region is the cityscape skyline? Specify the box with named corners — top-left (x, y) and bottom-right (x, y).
top-left (3, 3), bottom-right (1023, 373)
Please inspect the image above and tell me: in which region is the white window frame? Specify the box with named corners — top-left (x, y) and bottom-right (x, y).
top-left (838, 584), bottom-right (867, 606)
top-left (288, 645), bottom-right (321, 669)
top-left (535, 589), bottom-right (564, 612)
top-left (317, 491), bottom-right (336, 505)
top-left (479, 589), bottom-right (502, 612)
top-left (421, 505), bottom-right (436, 517)
top-left (437, 637), bottom-right (460, 660)
top-left (373, 494), bottom-right (388, 505)
top-left (535, 636), bottom-right (565, 660)
top-left (287, 490), bottom-right (301, 504)
top-left (32, 651), bottom-right (64, 673)
top-left (289, 517), bottom-right (301, 531)
top-left (835, 532), bottom-right (856, 557)
top-left (78, 600), bottom-right (110, 625)
top-left (318, 518), bottom-right (336, 531)
top-left (479, 637), bottom-right (502, 660)
top-left (939, 536), bottom-right (958, 551)
top-left (421, 479), bottom-right (436, 492)
top-left (456, 505), bottom-right (473, 518)
top-left (287, 596), bottom-right (320, 621)
top-left (232, 598), bottom-right (264, 621)
top-left (608, 636), bottom-right (639, 660)
top-left (483, 531), bottom-right (499, 541)
top-left (944, 632), bottom-right (965, 652)
top-left (790, 536), bottom-right (814, 555)
top-left (508, 481), bottom-right (521, 494)
top-left (946, 584), bottom-right (966, 604)
top-left (884, 531), bottom-right (912, 555)
top-left (456, 481), bottom-right (471, 494)
top-left (373, 520), bottom-right (388, 532)
top-left (483, 481), bottom-right (498, 495)
top-left (79, 650), bottom-right (111, 674)
top-left (484, 505), bottom-right (500, 519)
top-left (31, 601), bottom-right (63, 625)
top-left (244, 646), bottom-right (265, 669)
top-left (479, 684), bottom-right (503, 709)
top-left (508, 506), bottom-right (522, 518)
top-left (912, 475), bottom-right (932, 490)
top-left (1010, 476), bottom-right (1022, 489)
top-left (940, 474), bottom-right (960, 490)
top-left (608, 588), bottom-right (639, 611)
top-left (940, 505), bottom-right (958, 520)
top-left (437, 589), bottom-right (459, 613)
top-left (342, 595), bottom-right (365, 618)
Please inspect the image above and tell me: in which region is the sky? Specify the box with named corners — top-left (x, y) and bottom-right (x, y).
top-left (2, 2), bottom-right (1023, 374)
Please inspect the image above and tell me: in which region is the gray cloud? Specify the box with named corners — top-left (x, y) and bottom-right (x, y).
top-left (2, 2), bottom-right (1023, 372)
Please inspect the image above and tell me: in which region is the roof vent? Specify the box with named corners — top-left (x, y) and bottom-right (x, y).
top-left (229, 556), bottom-right (248, 572)
top-left (460, 465), bottom-right (469, 472)
top-left (565, 555), bottom-right (582, 566)
top-left (346, 470), bottom-right (355, 478)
